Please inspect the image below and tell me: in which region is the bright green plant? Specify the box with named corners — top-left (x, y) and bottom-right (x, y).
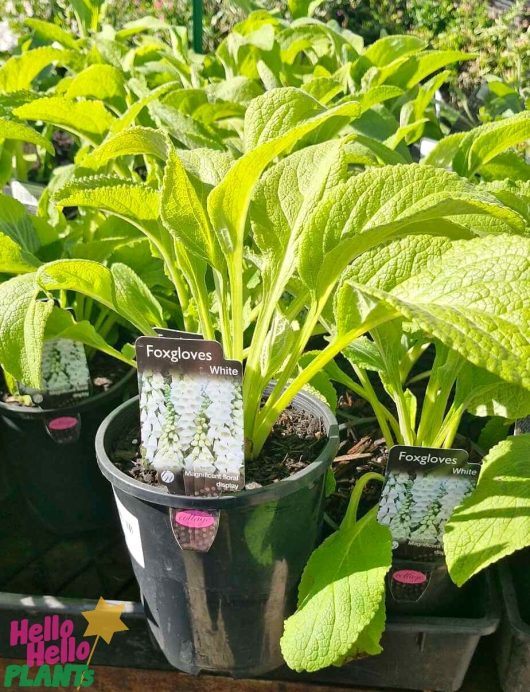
top-left (1, 87), bottom-right (528, 458)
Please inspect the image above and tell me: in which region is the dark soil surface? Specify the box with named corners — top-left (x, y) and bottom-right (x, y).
top-left (111, 405), bottom-right (326, 487)
top-left (0, 351), bottom-right (132, 408)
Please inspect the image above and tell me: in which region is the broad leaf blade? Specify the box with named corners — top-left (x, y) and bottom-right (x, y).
top-left (281, 508), bottom-right (391, 671)
top-left (445, 435), bottom-right (530, 586)
top-left (14, 97), bottom-right (115, 144)
top-left (36, 259), bottom-right (162, 335)
top-left (0, 273), bottom-right (53, 386)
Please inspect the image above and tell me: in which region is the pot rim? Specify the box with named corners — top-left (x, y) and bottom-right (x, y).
top-left (0, 367), bottom-right (136, 418)
top-left (96, 392), bottom-right (340, 509)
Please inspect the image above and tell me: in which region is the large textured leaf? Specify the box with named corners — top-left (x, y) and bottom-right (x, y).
top-left (453, 112), bottom-right (530, 178)
top-left (0, 273), bottom-right (53, 385)
top-left (0, 48), bottom-right (75, 93)
top-left (208, 88), bottom-right (361, 254)
top-left (455, 363), bottom-right (530, 419)
top-left (0, 234), bottom-right (40, 274)
top-left (14, 97), bottom-right (115, 144)
top-left (0, 116), bottom-right (55, 154)
top-left (80, 127), bottom-right (168, 169)
top-left (298, 164), bottom-right (523, 301)
top-left (387, 50), bottom-right (472, 90)
top-left (337, 234), bottom-right (530, 390)
top-left (281, 508), bottom-right (391, 671)
top-left (161, 146), bottom-right (222, 268)
top-left (445, 435), bottom-right (530, 586)
top-left (53, 176), bottom-right (160, 227)
top-left (66, 65), bottom-right (126, 108)
top-left (363, 35), bottom-right (427, 67)
top-left (36, 260), bottom-right (162, 335)
top-left (25, 19), bottom-right (79, 49)
top-left (0, 194), bottom-right (41, 252)
top-left (251, 139), bottom-right (349, 287)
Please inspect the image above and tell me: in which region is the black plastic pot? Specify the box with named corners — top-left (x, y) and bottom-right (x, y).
top-left (0, 369), bottom-right (135, 535)
top-left (276, 571), bottom-right (500, 692)
top-left (496, 550), bottom-right (530, 692)
top-left (95, 393), bottom-right (339, 677)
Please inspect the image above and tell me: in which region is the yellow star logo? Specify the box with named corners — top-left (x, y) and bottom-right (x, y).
top-left (81, 597), bottom-right (129, 645)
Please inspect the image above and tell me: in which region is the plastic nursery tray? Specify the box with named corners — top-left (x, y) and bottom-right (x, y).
top-left (0, 478), bottom-right (500, 689)
top-left (496, 551), bottom-right (530, 692)
top-left (273, 571), bottom-right (500, 692)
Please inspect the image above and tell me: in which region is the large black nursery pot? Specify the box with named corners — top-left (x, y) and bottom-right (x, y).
top-left (0, 369), bottom-right (135, 534)
top-left (95, 393), bottom-right (339, 677)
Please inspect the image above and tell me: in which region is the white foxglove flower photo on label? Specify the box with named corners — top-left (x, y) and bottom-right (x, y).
top-left (138, 364), bottom-right (244, 487)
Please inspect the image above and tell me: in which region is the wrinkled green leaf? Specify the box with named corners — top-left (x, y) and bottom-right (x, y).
top-left (281, 507), bottom-right (391, 671)
top-left (445, 435), bottom-right (530, 586)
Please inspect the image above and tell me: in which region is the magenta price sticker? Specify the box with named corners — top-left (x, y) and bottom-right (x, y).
top-left (171, 508), bottom-right (219, 552)
top-left (174, 510), bottom-right (216, 529)
top-left (392, 569), bottom-right (428, 585)
top-left (47, 416), bottom-right (79, 431)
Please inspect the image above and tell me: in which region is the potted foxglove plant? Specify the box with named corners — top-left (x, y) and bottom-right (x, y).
top-left (278, 226), bottom-right (530, 688)
top-left (4, 87), bottom-right (528, 676)
top-left (0, 191), bottom-right (136, 533)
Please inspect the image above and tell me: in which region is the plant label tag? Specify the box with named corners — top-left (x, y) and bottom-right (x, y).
top-left (377, 444), bottom-right (480, 561)
top-left (170, 508), bottom-right (220, 552)
top-left (136, 334), bottom-right (244, 496)
top-left (154, 328), bottom-right (204, 340)
top-left (19, 339), bottom-right (91, 408)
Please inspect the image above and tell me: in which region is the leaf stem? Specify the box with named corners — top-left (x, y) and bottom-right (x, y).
top-left (341, 472), bottom-right (385, 532)
top-left (252, 314), bottom-right (391, 458)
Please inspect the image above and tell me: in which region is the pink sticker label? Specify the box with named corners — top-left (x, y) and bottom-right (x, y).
top-left (174, 510), bottom-right (215, 529)
top-left (47, 416), bottom-right (79, 431)
top-left (392, 569), bottom-right (428, 585)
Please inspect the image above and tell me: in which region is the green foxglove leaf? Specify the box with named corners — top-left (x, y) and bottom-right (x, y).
top-left (36, 260), bottom-right (162, 335)
top-left (0, 194), bottom-right (41, 252)
top-left (298, 164), bottom-right (523, 302)
top-left (455, 363), bottom-right (530, 419)
top-left (0, 116), bottom-right (55, 155)
top-left (54, 175), bottom-right (160, 228)
top-left (161, 145), bottom-right (223, 268)
top-left (66, 65), bottom-right (126, 109)
top-left (25, 19), bottom-right (79, 49)
top-left (110, 81), bottom-right (179, 135)
top-left (0, 273), bottom-right (53, 385)
top-left (453, 112), bottom-right (530, 178)
top-left (338, 234), bottom-right (530, 391)
top-left (208, 88), bottom-right (361, 255)
top-left (479, 152), bottom-right (530, 182)
top-left (0, 234), bottom-right (40, 274)
top-left (14, 97), bottom-right (115, 144)
top-left (80, 127), bottom-right (168, 169)
top-left (444, 435), bottom-right (530, 586)
top-left (387, 50), bottom-right (473, 90)
top-left (422, 132), bottom-right (466, 169)
top-left (281, 507), bottom-right (391, 671)
top-left (0, 47), bottom-right (75, 93)
top-left (363, 35), bottom-right (427, 67)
